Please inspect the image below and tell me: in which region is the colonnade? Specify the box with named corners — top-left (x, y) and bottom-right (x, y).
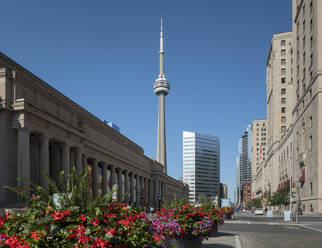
top-left (17, 128), bottom-right (167, 208)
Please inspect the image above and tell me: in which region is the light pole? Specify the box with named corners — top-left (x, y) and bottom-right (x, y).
top-left (296, 184), bottom-right (301, 223)
top-left (158, 193), bottom-right (162, 210)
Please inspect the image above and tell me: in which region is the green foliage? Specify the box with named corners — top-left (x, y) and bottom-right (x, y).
top-left (1, 167), bottom-right (157, 247)
top-left (161, 194), bottom-right (189, 209)
top-left (269, 181), bottom-right (290, 206)
top-left (197, 193), bottom-right (214, 211)
top-left (246, 198), bottom-right (263, 209)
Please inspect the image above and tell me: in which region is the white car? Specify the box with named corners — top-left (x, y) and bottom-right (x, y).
top-left (254, 209), bottom-right (264, 215)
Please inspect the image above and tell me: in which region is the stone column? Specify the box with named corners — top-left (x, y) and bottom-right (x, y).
top-left (110, 165), bottom-right (115, 191)
top-left (39, 134), bottom-right (49, 189)
top-left (148, 179), bottom-right (153, 207)
top-left (117, 168), bottom-right (123, 201)
top-left (164, 183), bottom-right (167, 201)
top-left (102, 163), bottom-right (108, 195)
top-left (76, 148), bottom-right (82, 174)
top-left (61, 143), bottom-right (70, 182)
top-left (145, 178), bottom-right (148, 207)
top-left (82, 154), bottom-right (88, 169)
top-left (130, 173), bottom-right (134, 205)
top-left (92, 160), bottom-right (98, 198)
top-left (155, 179), bottom-right (159, 207)
top-left (124, 170), bottom-right (129, 202)
top-left (17, 128), bottom-right (30, 189)
top-left (136, 175), bottom-right (140, 207)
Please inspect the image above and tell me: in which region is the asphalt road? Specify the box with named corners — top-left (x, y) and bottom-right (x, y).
top-left (220, 222), bottom-right (322, 248)
top-left (234, 211), bottom-right (322, 223)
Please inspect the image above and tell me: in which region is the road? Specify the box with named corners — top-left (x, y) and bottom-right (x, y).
top-left (214, 212), bottom-right (322, 248)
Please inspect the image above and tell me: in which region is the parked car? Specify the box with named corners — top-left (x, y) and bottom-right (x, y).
top-left (254, 208), bottom-right (264, 215)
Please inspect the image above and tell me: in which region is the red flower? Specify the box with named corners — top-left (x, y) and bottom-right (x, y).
top-left (153, 233), bottom-right (162, 243)
top-left (78, 235), bottom-right (91, 244)
top-left (105, 228), bottom-right (116, 235)
top-left (91, 237), bottom-right (109, 248)
top-left (80, 214), bottom-right (86, 222)
top-left (89, 217), bottom-right (100, 226)
top-left (118, 219), bottom-right (130, 227)
top-left (31, 231), bottom-right (43, 241)
top-left (0, 217), bottom-right (5, 228)
top-left (50, 209), bottom-right (71, 221)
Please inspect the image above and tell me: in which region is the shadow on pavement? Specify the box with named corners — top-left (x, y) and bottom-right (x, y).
top-left (203, 244), bottom-right (234, 248)
top-left (216, 232), bottom-right (236, 237)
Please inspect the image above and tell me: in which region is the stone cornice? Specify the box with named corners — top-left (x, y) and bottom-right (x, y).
top-left (0, 51), bottom-right (144, 155)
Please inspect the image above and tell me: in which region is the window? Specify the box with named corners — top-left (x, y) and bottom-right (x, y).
top-left (310, 1), bottom-right (313, 14)
top-left (310, 19), bottom-right (313, 32)
top-left (310, 36), bottom-right (313, 49)
top-left (281, 40), bottom-right (286, 46)
top-left (309, 135), bottom-right (312, 150)
top-left (281, 77), bottom-right (286, 84)
top-left (281, 68), bottom-right (286, 74)
top-left (281, 126), bottom-right (286, 132)
top-left (310, 54), bottom-right (313, 67)
top-left (281, 116), bottom-right (286, 123)
top-left (310, 182), bottom-right (313, 196)
top-left (303, 36), bottom-right (306, 49)
top-left (281, 59), bottom-right (286, 65)
top-left (309, 116), bottom-right (312, 128)
top-left (281, 107), bottom-right (286, 113)
top-left (281, 49), bottom-right (286, 56)
top-left (281, 88), bottom-right (286, 94)
top-left (303, 21), bottom-right (305, 34)
top-left (281, 98), bottom-right (286, 104)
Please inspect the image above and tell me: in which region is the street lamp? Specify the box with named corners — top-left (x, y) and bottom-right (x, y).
top-left (158, 194), bottom-right (162, 210)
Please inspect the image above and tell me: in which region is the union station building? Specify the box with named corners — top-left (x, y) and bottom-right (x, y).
top-left (0, 51), bottom-right (188, 208)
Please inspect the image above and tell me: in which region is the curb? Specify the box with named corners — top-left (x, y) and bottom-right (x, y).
top-left (235, 235), bottom-right (242, 248)
top-left (297, 224), bottom-right (322, 233)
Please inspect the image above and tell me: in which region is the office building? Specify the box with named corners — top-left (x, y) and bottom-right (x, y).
top-left (182, 131), bottom-right (220, 203)
top-left (251, 119), bottom-right (267, 198)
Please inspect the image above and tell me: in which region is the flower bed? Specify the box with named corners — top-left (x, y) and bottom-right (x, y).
top-left (150, 204), bottom-right (224, 247)
top-left (0, 202), bottom-right (157, 248)
top-left (0, 169), bottom-right (224, 247)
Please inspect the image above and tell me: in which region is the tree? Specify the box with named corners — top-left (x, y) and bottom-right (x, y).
top-left (246, 198), bottom-right (262, 209)
top-left (269, 180), bottom-right (290, 206)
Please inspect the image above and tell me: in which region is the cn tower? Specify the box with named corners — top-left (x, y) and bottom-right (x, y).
top-left (154, 17), bottom-right (170, 174)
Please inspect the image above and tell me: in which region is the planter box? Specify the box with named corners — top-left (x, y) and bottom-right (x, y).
top-left (209, 223), bottom-right (219, 237)
top-left (166, 235), bottom-right (202, 248)
top-left (224, 213), bottom-right (232, 219)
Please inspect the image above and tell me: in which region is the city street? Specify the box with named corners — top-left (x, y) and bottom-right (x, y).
top-left (202, 212), bottom-right (322, 248)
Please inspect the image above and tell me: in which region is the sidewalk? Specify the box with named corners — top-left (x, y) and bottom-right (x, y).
top-left (226, 219), bottom-right (322, 234)
top-left (202, 232), bottom-right (241, 248)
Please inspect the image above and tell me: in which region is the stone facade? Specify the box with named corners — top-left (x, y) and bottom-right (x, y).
top-left (251, 0), bottom-right (322, 213)
top-left (251, 119), bottom-right (267, 198)
top-left (0, 51), bottom-right (188, 208)
top-left (291, 0), bottom-right (322, 214)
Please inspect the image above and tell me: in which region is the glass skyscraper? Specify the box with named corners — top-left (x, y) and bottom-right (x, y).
top-left (182, 131), bottom-right (220, 203)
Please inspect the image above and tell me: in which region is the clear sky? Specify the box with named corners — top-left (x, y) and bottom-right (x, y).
top-left (0, 0), bottom-right (292, 200)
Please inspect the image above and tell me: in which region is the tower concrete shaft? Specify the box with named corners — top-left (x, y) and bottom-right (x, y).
top-left (154, 17), bottom-right (170, 174)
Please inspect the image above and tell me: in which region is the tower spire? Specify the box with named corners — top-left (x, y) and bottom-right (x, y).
top-left (159, 16), bottom-right (165, 77)
top-left (154, 17), bottom-right (170, 174)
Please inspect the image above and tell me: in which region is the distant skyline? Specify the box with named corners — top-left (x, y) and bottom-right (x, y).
top-left (0, 0), bottom-right (292, 200)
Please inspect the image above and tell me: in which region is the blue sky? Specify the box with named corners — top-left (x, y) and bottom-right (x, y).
top-left (0, 1), bottom-right (292, 200)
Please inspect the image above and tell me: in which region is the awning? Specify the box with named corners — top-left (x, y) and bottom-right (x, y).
top-left (277, 183), bottom-right (281, 191)
top-left (299, 167), bottom-right (305, 182)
